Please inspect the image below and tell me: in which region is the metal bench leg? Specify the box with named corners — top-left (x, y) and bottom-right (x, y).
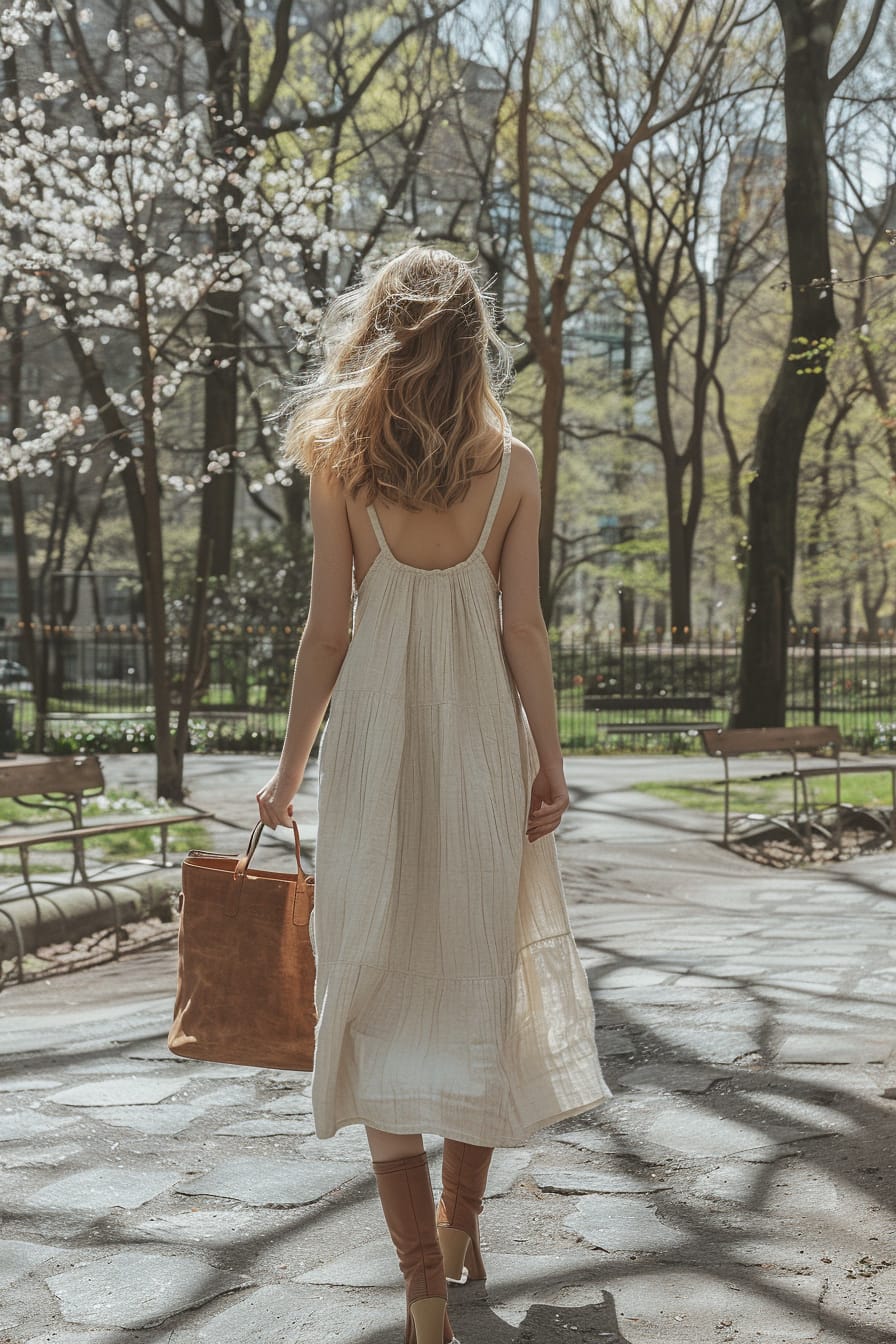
top-left (791, 754), bottom-right (811, 857)
top-left (723, 758), bottom-right (731, 848)
top-left (0, 905), bottom-right (27, 984)
top-left (19, 844), bottom-right (34, 897)
top-left (834, 761), bottom-right (843, 858)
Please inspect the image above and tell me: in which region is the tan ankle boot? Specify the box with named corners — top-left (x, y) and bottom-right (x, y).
top-left (372, 1151), bottom-right (458, 1344)
top-left (436, 1140), bottom-right (493, 1283)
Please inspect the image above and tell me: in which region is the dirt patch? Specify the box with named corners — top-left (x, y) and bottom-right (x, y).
top-left (2, 908), bottom-right (179, 984)
top-left (728, 817), bottom-right (893, 868)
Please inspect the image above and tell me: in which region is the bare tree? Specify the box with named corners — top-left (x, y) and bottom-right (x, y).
top-left (515, 0), bottom-right (750, 620)
top-left (601, 59), bottom-right (781, 641)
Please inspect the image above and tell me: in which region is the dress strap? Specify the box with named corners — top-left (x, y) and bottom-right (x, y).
top-left (366, 501), bottom-right (392, 556)
top-left (473, 416), bottom-right (512, 555)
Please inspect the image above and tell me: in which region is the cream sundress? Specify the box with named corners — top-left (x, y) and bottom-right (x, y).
top-left (310, 417), bottom-right (611, 1146)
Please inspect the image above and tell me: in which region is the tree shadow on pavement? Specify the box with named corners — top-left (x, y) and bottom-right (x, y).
top-left (449, 1292), bottom-right (629, 1343)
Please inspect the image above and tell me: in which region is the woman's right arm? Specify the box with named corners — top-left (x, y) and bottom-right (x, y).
top-left (499, 441), bottom-right (570, 842)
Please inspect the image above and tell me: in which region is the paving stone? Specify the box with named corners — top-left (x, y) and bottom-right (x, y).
top-left (298, 1243), bottom-right (594, 1290)
top-left (173, 1062), bottom-right (265, 1079)
top-left (121, 1044), bottom-right (264, 1071)
top-left (594, 1030), bottom-right (638, 1055)
top-left (758, 1092), bottom-right (856, 1133)
top-left (0, 1075), bottom-right (64, 1093)
top-left (296, 1239), bottom-right (404, 1288)
top-left (532, 1167), bottom-right (666, 1194)
top-left (214, 1117), bottom-right (316, 1137)
top-left (553, 1127), bottom-right (646, 1159)
top-left (78, 1102), bottom-right (209, 1135)
top-left (647, 1026), bottom-right (758, 1062)
top-left (564, 1194), bottom-right (687, 1251)
top-left (644, 1107), bottom-right (828, 1158)
top-left (29, 1165), bottom-right (175, 1212)
top-left (135, 1208), bottom-right (285, 1244)
top-left (25, 1333), bottom-right (128, 1344)
top-left (292, 1129), bottom-right (374, 1162)
top-left (0, 1110), bottom-right (79, 1141)
top-left (0, 1238), bottom-right (65, 1291)
top-left (175, 1156), bottom-right (365, 1207)
top-left (265, 1091), bottom-right (314, 1115)
top-left (48, 1075), bottom-right (191, 1107)
top-left (774, 1033), bottom-right (892, 1064)
top-left (672, 972), bottom-right (742, 988)
top-left (56, 1056), bottom-right (184, 1076)
top-left (173, 1284), bottom-right (383, 1343)
top-left (46, 1249), bottom-right (251, 1328)
top-left (2, 1142), bottom-right (82, 1168)
top-left (853, 976), bottom-right (896, 998)
top-left (592, 965), bottom-right (674, 989)
top-left (184, 1082), bottom-right (258, 1108)
top-left (619, 1063), bottom-right (730, 1094)
top-left (599, 1268), bottom-right (823, 1340)
top-left (692, 1161), bottom-right (771, 1202)
top-left (696, 961), bottom-right (768, 977)
top-left (477, 1148), bottom-right (532, 1197)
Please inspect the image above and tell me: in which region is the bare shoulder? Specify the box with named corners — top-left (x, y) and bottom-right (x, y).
top-left (508, 435), bottom-right (541, 494)
top-left (309, 464), bottom-right (345, 500)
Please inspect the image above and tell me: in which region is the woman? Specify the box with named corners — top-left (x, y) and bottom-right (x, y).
top-left (256, 247), bottom-right (611, 1344)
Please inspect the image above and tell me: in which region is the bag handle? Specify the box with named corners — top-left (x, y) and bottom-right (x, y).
top-left (234, 819), bottom-right (308, 882)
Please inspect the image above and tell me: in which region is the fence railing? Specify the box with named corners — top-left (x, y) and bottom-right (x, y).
top-left (1, 625), bottom-right (894, 754)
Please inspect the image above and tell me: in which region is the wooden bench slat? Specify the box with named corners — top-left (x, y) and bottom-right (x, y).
top-left (0, 755), bottom-right (104, 802)
top-left (604, 721), bottom-right (722, 734)
top-left (585, 695), bottom-right (715, 712)
top-left (701, 726), bottom-right (843, 756)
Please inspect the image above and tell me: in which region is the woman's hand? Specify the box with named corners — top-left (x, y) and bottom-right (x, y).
top-left (526, 762), bottom-right (570, 843)
top-left (256, 770), bottom-right (298, 830)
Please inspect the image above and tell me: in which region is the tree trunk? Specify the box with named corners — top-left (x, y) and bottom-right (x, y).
top-left (734, 0), bottom-right (840, 727)
top-left (664, 463), bottom-right (693, 643)
top-left (201, 269), bottom-right (240, 577)
top-left (4, 297), bottom-right (43, 732)
top-left (538, 345), bottom-right (564, 622)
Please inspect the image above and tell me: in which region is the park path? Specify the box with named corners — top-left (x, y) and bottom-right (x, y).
top-left (0, 753), bottom-right (894, 1344)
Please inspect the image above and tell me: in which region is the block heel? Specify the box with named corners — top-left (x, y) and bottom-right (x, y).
top-left (408, 1296), bottom-right (456, 1343)
top-left (437, 1225), bottom-right (471, 1282)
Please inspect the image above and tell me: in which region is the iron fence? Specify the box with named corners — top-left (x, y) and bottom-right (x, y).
top-left (1, 625), bottom-right (894, 754)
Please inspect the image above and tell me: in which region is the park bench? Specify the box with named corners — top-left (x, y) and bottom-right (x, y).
top-left (584, 694), bottom-right (723, 739)
top-left (700, 725), bottom-right (896, 855)
top-left (0, 754), bottom-right (212, 982)
top-left (0, 754), bottom-right (211, 893)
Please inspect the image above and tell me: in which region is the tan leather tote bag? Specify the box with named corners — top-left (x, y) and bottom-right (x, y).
top-left (168, 819), bottom-right (316, 1071)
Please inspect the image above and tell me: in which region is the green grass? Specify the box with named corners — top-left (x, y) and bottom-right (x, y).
top-left (635, 772), bottom-right (895, 816)
top-left (0, 788), bottom-right (211, 860)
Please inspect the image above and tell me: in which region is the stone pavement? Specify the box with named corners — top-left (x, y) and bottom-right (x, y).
top-left (1, 753), bottom-right (895, 1344)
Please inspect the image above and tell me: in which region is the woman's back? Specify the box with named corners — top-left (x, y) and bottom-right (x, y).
top-left (347, 430), bottom-right (514, 589)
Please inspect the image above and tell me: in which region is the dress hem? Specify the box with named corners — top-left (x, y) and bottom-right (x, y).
top-left (313, 1087), bottom-right (614, 1149)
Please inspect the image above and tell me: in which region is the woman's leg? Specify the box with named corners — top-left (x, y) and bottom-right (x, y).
top-left (365, 1125), bottom-right (426, 1161)
top-left (366, 1127), bottom-right (455, 1343)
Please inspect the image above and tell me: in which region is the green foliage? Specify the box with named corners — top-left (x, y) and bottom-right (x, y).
top-left (165, 527), bottom-right (312, 630)
top-left (788, 335), bottom-right (836, 375)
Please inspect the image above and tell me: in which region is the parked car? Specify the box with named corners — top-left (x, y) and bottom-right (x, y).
top-left (0, 658), bottom-right (33, 690)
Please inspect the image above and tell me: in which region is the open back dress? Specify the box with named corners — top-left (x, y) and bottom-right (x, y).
top-left (310, 416), bottom-right (611, 1146)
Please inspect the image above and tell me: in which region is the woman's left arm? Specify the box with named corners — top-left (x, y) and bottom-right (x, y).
top-left (256, 468), bottom-right (354, 828)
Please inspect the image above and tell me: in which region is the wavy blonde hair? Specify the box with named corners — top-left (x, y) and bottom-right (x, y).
top-left (279, 247), bottom-right (513, 510)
